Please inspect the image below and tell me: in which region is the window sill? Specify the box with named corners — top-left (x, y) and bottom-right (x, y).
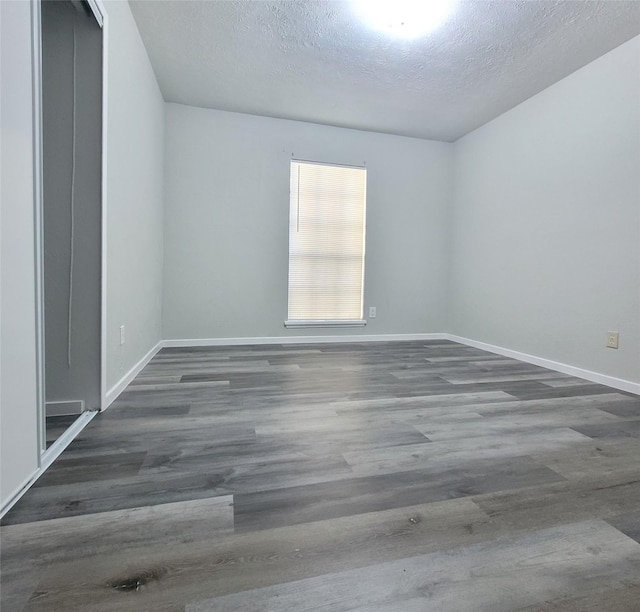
top-left (284, 319), bottom-right (367, 329)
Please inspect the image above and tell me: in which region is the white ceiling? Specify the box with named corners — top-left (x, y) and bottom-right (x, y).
top-left (129, 0), bottom-right (640, 142)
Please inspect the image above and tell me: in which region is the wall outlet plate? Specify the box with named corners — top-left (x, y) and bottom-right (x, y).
top-left (369, 306), bottom-right (377, 318)
top-left (120, 325), bottom-right (126, 345)
top-left (606, 331), bottom-right (619, 349)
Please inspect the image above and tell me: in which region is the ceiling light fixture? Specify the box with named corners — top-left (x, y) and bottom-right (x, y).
top-left (352, 0), bottom-right (457, 40)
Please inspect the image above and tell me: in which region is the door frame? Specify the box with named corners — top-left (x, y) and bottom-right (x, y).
top-left (32, 0), bottom-right (108, 466)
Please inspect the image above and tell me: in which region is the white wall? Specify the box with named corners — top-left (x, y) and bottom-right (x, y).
top-left (163, 104), bottom-right (453, 340)
top-left (450, 35), bottom-right (640, 385)
top-left (104, 0), bottom-right (164, 391)
top-left (0, 0), bottom-right (166, 511)
top-left (1, 0), bottom-right (41, 510)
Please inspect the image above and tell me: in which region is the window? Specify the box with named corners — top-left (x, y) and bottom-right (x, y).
top-left (286, 160), bottom-right (367, 327)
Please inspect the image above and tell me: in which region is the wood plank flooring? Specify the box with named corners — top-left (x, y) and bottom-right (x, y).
top-left (2, 340), bottom-right (640, 611)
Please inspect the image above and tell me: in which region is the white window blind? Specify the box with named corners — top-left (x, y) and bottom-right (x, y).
top-left (286, 160), bottom-right (367, 326)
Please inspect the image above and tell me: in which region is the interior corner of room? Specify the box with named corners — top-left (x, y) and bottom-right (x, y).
top-left (1, 0), bottom-right (639, 518)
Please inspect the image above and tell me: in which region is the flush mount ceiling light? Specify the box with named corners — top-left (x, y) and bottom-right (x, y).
top-left (352, 0), bottom-right (457, 40)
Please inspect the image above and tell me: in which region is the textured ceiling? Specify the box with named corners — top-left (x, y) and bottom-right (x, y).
top-left (129, 0), bottom-right (640, 142)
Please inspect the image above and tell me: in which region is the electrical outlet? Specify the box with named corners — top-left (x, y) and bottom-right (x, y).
top-left (606, 331), bottom-right (619, 349)
top-left (369, 306), bottom-right (377, 318)
top-left (120, 325), bottom-right (126, 345)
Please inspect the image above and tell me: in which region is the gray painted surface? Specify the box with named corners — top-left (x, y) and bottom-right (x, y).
top-left (450, 34), bottom-right (640, 384)
top-left (41, 1), bottom-right (102, 410)
top-left (0, 0), bottom-right (40, 509)
top-left (162, 104), bottom-right (453, 340)
top-left (104, 0), bottom-right (164, 391)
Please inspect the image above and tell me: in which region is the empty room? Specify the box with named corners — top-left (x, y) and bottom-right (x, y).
top-left (2, 0), bottom-right (640, 610)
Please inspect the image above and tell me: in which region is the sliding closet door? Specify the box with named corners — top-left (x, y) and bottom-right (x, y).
top-left (0, 0), bottom-right (41, 512)
top-left (41, 1), bottom-right (102, 436)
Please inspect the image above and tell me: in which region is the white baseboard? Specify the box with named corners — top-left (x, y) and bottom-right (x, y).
top-left (446, 334), bottom-right (640, 395)
top-left (0, 410), bottom-right (97, 519)
top-left (93, 332), bottom-right (640, 414)
top-left (102, 334), bottom-right (446, 409)
top-left (104, 341), bottom-right (163, 408)
top-left (162, 333), bottom-right (447, 348)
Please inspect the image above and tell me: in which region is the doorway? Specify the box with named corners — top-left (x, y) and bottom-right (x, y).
top-left (39, 0), bottom-right (103, 450)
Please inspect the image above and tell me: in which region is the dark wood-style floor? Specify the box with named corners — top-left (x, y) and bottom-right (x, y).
top-left (2, 340), bottom-right (640, 611)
